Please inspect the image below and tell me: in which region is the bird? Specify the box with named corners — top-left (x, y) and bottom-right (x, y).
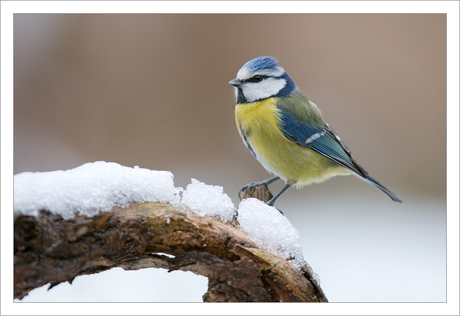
top-left (229, 56), bottom-right (402, 207)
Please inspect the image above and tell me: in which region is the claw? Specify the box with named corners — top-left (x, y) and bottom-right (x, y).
top-left (238, 176), bottom-right (281, 199)
top-left (238, 179), bottom-right (279, 203)
top-left (238, 178), bottom-right (289, 214)
top-left (238, 182), bottom-right (261, 199)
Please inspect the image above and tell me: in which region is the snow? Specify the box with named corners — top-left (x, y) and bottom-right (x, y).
top-left (13, 161), bottom-right (181, 219)
top-left (181, 178), bottom-right (236, 222)
top-left (14, 161), bottom-right (305, 269)
top-left (180, 182), bottom-right (306, 268)
top-left (237, 198), bottom-right (306, 269)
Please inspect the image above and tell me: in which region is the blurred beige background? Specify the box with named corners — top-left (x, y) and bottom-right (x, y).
top-left (14, 14), bottom-right (447, 303)
top-left (14, 14), bottom-right (446, 200)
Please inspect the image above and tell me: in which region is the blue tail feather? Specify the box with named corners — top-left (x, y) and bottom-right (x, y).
top-left (362, 174), bottom-right (402, 203)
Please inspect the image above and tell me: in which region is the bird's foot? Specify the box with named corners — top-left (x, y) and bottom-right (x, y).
top-left (238, 181), bottom-right (274, 203)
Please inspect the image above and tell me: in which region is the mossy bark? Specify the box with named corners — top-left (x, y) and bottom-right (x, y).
top-left (14, 202), bottom-right (327, 302)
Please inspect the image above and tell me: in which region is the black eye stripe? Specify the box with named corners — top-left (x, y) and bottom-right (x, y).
top-left (243, 75), bottom-right (267, 83)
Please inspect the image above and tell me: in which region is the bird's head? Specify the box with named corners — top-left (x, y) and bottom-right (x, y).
top-left (229, 56), bottom-right (298, 104)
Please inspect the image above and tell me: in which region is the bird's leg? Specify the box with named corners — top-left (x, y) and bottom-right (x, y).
top-left (238, 176), bottom-right (280, 199)
top-left (267, 183), bottom-right (293, 207)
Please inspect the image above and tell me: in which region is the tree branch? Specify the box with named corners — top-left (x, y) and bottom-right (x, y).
top-left (14, 202), bottom-right (327, 302)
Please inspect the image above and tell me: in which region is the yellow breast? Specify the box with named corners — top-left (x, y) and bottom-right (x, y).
top-left (235, 98), bottom-right (351, 186)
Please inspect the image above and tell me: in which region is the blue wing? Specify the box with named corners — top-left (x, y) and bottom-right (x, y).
top-left (279, 110), bottom-right (402, 202)
top-left (279, 110), bottom-right (367, 177)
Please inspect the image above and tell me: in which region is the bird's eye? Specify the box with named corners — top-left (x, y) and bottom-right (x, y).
top-left (248, 75), bottom-right (264, 83)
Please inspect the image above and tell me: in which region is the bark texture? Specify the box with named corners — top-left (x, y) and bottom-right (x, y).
top-left (14, 202), bottom-right (327, 302)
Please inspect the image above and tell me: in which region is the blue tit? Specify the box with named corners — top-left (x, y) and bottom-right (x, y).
top-left (229, 56), bottom-right (402, 207)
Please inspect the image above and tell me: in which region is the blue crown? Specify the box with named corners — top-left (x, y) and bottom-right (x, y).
top-left (243, 56), bottom-right (280, 72)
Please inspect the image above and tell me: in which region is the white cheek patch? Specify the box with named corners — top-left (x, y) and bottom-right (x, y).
top-left (242, 77), bottom-right (286, 102)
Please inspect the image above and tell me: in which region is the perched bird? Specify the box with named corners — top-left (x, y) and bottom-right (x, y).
top-left (229, 56), bottom-right (402, 207)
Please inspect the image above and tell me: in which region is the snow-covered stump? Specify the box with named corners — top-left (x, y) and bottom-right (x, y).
top-left (13, 162), bottom-right (327, 302)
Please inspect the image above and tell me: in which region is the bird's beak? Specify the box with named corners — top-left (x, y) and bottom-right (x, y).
top-left (229, 78), bottom-right (241, 87)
